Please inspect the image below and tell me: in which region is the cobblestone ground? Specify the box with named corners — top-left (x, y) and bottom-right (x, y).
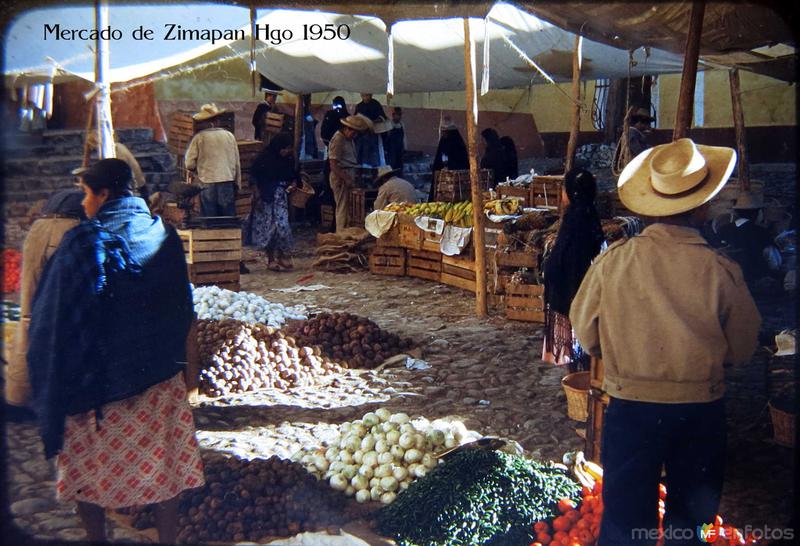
top-left (5, 227), bottom-right (795, 543)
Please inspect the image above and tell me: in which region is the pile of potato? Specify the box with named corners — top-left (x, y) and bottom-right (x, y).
top-left (128, 455), bottom-right (361, 544)
top-left (197, 319), bottom-right (344, 397)
top-left (284, 312), bottom-right (414, 369)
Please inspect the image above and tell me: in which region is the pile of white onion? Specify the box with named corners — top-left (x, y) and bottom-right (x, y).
top-left (292, 408), bottom-right (482, 504)
top-left (193, 285), bottom-right (307, 328)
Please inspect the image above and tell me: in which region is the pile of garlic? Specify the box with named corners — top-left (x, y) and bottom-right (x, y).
top-left (292, 408), bottom-right (482, 504)
top-left (193, 285), bottom-right (307, 328)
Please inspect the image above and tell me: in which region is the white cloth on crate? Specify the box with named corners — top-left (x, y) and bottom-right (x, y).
top-left (364, 210), bottom-right (397, 238)
top-left (440, 225), bottom-right (472, 256)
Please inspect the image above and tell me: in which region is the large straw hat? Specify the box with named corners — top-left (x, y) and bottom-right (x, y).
top-left (341, 114), bottom-right (371, 132)
top-left (618, 138), bottom-right (736, 217)
top-left (193, 103), bottom-right (227, 121)
top-left (372, 117), bottom-right (392, 134)
top-left (374, 165), bottom-right (401, 184)
top-left (732, 191), bottom-right (764, 210)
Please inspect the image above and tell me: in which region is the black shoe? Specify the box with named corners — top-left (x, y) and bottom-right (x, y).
top-left (239, 262), bottom-right (250, 274)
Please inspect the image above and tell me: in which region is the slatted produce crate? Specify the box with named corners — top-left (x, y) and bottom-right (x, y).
top-left (369, 247), bottom-right (406, 276)
top-left (187, 260), bottom-right (240, 292)
top-left (167, 110), bottom-right (236, 156)
top-left (178, 228), bottom-right (242, 264)
top-left (434, 169), bottom-right (492, 202)
top-left (238, 140), bottom-right (263, 173)
top-left (347, 188), bottom-right (379, 228)
top-left (504, 282), bottom-right (545, 322)
top-left (494, 249), bottom-right (537, 269)
top-left (586, 388), bottom-right (609, 463)
top-left (406, 249), bottom-right (442, 282)
top-left (497, 185), bottom-right (531, 207)
top-left (530, 175), bottom-right (563, 208)
top-left (397, 215), bottom-right (423, 250)
top-left (235, 188), bottom-right (253, 220)
top-left (440, 254), bottom-right (477, 292)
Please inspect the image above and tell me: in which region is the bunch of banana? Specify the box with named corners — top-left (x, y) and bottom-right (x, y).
top-left (484, 198), bottom-right (522, 215)
top-left (406, 201), bottom-right (452, 219)
top-left (383, 202), bottom-right (414, 213)
top-left (445, 201), bottom-right (474, 228)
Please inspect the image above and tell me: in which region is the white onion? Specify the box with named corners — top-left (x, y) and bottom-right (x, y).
top-left (193, 286), bottom-right (306, 327)
top-left (358, 464), bottom-right (374, 479)
top-left (403, 449), bottom-right (422, 464)
top-left (330, 474), bottom-right (348, 491)
top-left (353, 450), bottom-right (364, 464)
top-left (392, 466), bottom-right (408, 481)
top-left (362, 413), bottom-right (380, 427)
top-left (386, 430), bottom-right (401, 445)
top-left (346, 485), bottom-right (355, 496)
top-left (398, 433), bottom-right (414, 449)
top-left (360, 435), bottom-right (376, 452)
top-left (379, 476), bottom-right (398, 492)
top-left (381, 492), bottom-right (397, 504)
top-left (375, 440), bottom-right (389, 454)
top-left (362, 452), bottom-right (379, 467)
top-left (375, 408), bottom-right (392, 422)
top-left (355, 490), bottom-right (370, 503)
top-left (377, 452), bottom-right (394, 465)
top-left (390, 445), bottom-right (405, 461)
top-left (374, 463), bottom-right (392, 478)
top-left (370, 486), bottom-right (382, 501)
top-left (351, 474), bottom-right (369, 491)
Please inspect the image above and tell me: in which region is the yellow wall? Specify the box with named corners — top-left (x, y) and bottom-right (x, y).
top-left (702, 70), bottom-right (796, 127)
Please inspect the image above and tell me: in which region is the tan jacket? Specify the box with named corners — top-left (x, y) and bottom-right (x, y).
top-left (570, 223), bottom-right (761, 403)
top-left (185, 128), bottom-right (241, 187)
top-left (373, 176), bottom-right (418, 210)
top-left (6, 218), bottom-right (79, 406)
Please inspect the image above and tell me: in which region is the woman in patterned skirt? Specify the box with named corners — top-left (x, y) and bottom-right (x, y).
top-left (248, 133), bottom-right (297, 270)
top-left (28, 159), bottom-right (204, 543)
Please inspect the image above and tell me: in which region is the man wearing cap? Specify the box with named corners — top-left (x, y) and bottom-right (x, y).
top-left (252, 87), bottom-right (281, 141)
top-left (628, 106), bottom-right (655, 157)
top-left (185, 104), bottom-right (241, 217)
top-left (372, 166), bottom-right (418, 212)
top-left (328, 115), bottom-right (369, 232)
top-left (716, 192), bottom-right (781, 284)
top-left (570, 138), bottom-right (761, 545)
top-left (5, 190), bottom-right (86, 419)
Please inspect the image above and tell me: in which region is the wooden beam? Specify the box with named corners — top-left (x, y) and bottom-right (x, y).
top-left (463, 18), bottom-right (488, 318)
top-left (729, 69), bottom-right (750, 191)
top-left (293, 93), bottom-right (303, 169)
top-left (672, 0), bottom-right (706, 140)
top-left (564, 34), bottom-right (582, 174)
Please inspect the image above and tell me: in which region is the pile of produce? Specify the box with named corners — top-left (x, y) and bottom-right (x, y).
top-left (193, 285), bottom-right (307, 328)
top-left (283, 312), bottom-right (413, 369)
top-left (484, 198), bottom-right (522, 216)
top-left (197, 319), bottom-right (343, 397)
top-left (377, 449), bottom-right (581, 546)
top-left (292, 408), bottom-right (482, 504)
top-left (126, 455), bottom-right (358, 544)
top-left (2, 249), bottom-right (21, 293)
top-left (385, 201), bottom-right (475, 228)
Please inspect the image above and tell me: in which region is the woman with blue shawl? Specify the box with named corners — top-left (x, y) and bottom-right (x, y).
top-left (27, 159), bottom-right (204, 543)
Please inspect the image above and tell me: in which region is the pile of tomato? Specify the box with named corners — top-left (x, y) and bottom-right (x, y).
top-left (530, 480), bottom-right (767, 546)
top-left (2, 249), bottom-right (21, 293)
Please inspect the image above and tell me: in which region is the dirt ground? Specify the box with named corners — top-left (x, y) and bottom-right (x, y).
top-left (234, 226), bottom-right (795, 532)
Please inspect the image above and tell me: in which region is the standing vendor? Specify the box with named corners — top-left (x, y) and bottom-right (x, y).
top-left (328, 115), bottom-right (369, 232)
top-left (354, 93), bottom-right (386, 166)
top-left (252, 81), bottom-right (283, 141)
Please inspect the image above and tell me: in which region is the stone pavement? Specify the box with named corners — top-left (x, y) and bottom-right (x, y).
top-left (4, 227), bottom-right (795, 543)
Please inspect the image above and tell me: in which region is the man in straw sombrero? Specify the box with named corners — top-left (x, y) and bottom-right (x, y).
top-left (570, 138), bottom-right (761, 545)
top-left (185, 103), bottom-right (241, 218)
top-left (328, 114), bottom-right (370, 232)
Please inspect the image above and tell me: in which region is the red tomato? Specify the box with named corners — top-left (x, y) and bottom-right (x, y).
top-left (558, 498), bottom-right (578, 514)
top-left (554, 530), bottom-right (570, 543)
top-left (577, 529), bottom-right (594, 545)
top-left (529, 543), bottom-right (543, 546)
top-left (552, 516), bottom-right (570, 532)
top-left (534, 521), bottom-right (549, 534)
top-left (536, 532), bottom-right (552, 545)
top-left (566, 510), bottom-right (581, 523)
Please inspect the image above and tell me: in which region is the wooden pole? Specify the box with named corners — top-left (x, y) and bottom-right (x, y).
top-left (463, 18), bottom-right (488, 318)
top-left (293, 93), bottom-right (303, 170)
top-left (564, 34), bottom-right (583, 174)
top-left (729, 69), bottom-right (750, 191)
top-left (672, 0), bottom-right (706, 140)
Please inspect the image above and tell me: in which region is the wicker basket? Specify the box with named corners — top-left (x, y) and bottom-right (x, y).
top-left (769, 402), bottom-right (796, 448)
top-left (562, 371), bottom-right (590, 422)
top-left (289, 175), bottom-right (315, 208)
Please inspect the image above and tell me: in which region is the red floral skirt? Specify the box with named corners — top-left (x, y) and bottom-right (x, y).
top-left (56, 373), bottom-right (205, 508)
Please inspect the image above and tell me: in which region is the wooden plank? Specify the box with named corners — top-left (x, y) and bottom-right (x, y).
top-left (586, 389), bottom-right (609, 463)
top-left (178, 228), bottom-right (242, 241)
top-left (407, 267), bottom-right (441, 282)
top-left (189, 239), bottom-right (241, 251)
top-left (189, 260), bottom-right (240, 273)
top-left (408, 249), bottom-right (441, 261)
top-left (442, 262), bottom-right (476, 281)
top-left (407, 258), bottom-right (441, 272)
top-left (505, 296), bottom-right (544, 310)
top-left (186, 250), bottom-right (242, 264)
top-left (729, 69), bottom-right (750, 191)
top-left (371, 247), bottom-right (405, 258)
top-left (673, 1), bottom-right (706, 140)
top-left (506, 283), bottom-right (544, 296)
top-left (505, 308), bottom-right (545, 323)
top-left (440, 272), bottom-right (476, 293)
top-left (590, 356), bottom-right (604, 390)
top-left (495, 251), bottom-right (537, 268)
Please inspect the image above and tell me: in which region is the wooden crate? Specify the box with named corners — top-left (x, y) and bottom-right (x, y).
top-left (590, 356), bottom-right (604, 390)
top-left (504, 282), bottom-right (545, 322)
top-left (530, 175), bottom-right (563, 209)
top-left (397, 215), bottom-right (423, 250)
top-left (483, 220), bottom-right (504, 250)
top-left (237, 140), bottom-right (263, 173)
top-left (348, 188), bottom-right (379, 228)
top-left (187, 260), bottom-right (240, 292)
top-left (376, 223), bottom-right (402, 247)
top-left (435, 169), bottom-right (492, 202)
top-left (440, 254), bottom-right (478, 292)
top-left (497, 185), bottom-right (531, 207)
top-left (407, 249), bottom-right (442, 281)
top-left (178, 228), bottom-right (242, 264)
top-left (320, 204), bottom-right (334, 229)
top-left (264, 111), bottom-right (286, 134)
top-left (489, 269), bottom-right (514, 295)
top-left (494, 249), bottom-right (537, 269)
top-left (369, 247), bottom-right (406, 276)
top-left (586, 388), bottom-right (609, 463)
top-left (161, 202), bottom-right (188, 227)
top-left (168, 110), bottom-right (236, 155)
top-left (235, 187), bottom-right (253, 220)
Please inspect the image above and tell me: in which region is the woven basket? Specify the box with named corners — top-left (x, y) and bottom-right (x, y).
top-left (562, 371), bottom-right (590, 422)
top-left (769, 402), bottom-right (796, 448)
top-left (289, 174), bottom-right (315, 208)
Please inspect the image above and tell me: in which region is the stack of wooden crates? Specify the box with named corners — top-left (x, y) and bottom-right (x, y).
top-left (168, 110), bottom-right (236, 178)
top-left (178, 227), bottom-right (242, 291)
top-left (434, 169), bottom-right (492, 202)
